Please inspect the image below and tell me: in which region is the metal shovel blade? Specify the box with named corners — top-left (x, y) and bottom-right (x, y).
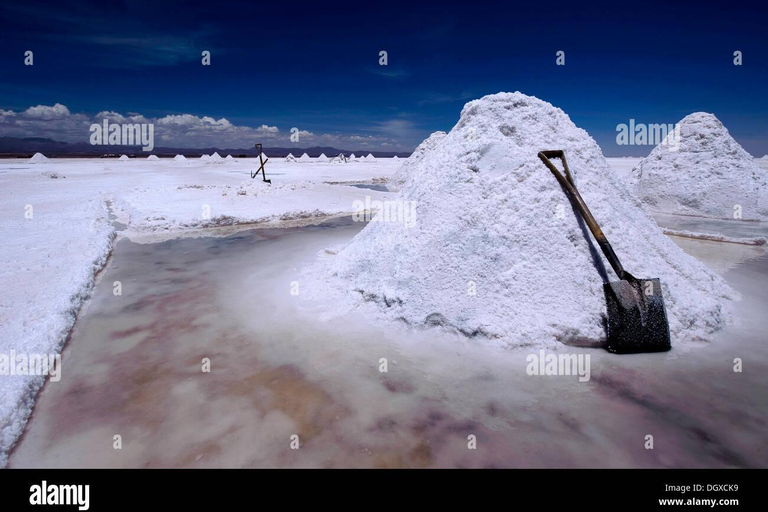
top-left (604, 277), bottom-right (671, 354)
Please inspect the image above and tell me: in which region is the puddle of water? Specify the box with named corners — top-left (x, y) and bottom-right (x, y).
top-left (348, 183), bottom-right (390, 192)
top-left (9, 217), bottom-right (768, 468)
top-left (652, 212), bottom-right (768, 240)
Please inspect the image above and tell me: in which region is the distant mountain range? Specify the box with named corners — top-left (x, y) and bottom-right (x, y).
top-left (0, 137), bottom-right (412, 158)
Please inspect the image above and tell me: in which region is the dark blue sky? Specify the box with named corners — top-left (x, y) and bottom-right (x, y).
top-left (1, 0), bottom-right (766, 155)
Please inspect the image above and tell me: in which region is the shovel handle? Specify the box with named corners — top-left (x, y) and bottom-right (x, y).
top-left (538, 150), bottom-right (629, 281)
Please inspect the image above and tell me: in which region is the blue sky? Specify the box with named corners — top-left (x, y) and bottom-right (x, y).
top-left (0, 0), bottom-right (766, 155)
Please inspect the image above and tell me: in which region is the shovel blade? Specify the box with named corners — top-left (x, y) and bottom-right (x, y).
top-left (603, 278), bottom-right (671, 354)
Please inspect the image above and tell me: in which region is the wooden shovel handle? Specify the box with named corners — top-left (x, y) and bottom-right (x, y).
top-left (538, 150), bottom-right (629, 281)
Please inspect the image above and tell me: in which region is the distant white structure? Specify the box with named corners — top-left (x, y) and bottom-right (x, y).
top-left (173, 154), bottom-right (187, 161)
top-left (298, 153), bottom-right (311, 162)
top-left (118, 154), bottom-right (129, 161)
top-left (316, 153), bottom-right (329, 163)
top-left (28, 152), bottom-right (48, 163)
top-left (393, 155), bottom-right (399, 160)
top-left (147, 155), bottom-right (159, 160)
top-left (285, 153), bottom-right (297, 162)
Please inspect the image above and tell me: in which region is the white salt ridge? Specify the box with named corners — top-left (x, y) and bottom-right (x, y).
top-left (392, 131), bottom-right (447, 184)
top-left (118, 155), bottom-right (129, 161)
top-left (28, 153), bottom-right (48, 163)
top-left (330, 92), bottom-right (735, 347)
top-left (632, 113), bottom-right (768, 220)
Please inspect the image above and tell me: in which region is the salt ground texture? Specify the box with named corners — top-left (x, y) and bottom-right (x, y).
top-left (0, 156), bottom-right (400, 466)
top-left (28, 153), bottom-right (47, 163)
top-left (392, 130), bottom-right (447, 184)
top-left (632, 113), bottom-right (768, 220)
top-left (329, 92), bottom-right (735, 348)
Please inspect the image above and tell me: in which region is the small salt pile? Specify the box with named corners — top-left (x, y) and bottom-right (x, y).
top-left (364, 153), bottom-right (375, 162)
top-left (392, 131), bottom-right (447, 184)
top-left (285, 153), bottom-right (297, 163)
top-left (330, 153), bottom-right (346, 164)
top-left (200, 154), bottom-right (210, 161)
top-left (118, 154), bottom-right (129, 161)
top-left (330, 92), bottom-right (734, 347)
top-left (632, 113), bottom-right (768, 220)
top-left (147, 155), bottom-right (159, 160)
top-left (348, 153), bottom-right (358, 161)
top-left (225, 155), bottom-right (234, 161)
top-left (316, 153), bottom-right (329, 163)
top-left (174, 154), bottom-right (186, 161)
top-left (298, 153), bottom-right (311, 162)
top-left (28, 153), bottom-right (48, 163)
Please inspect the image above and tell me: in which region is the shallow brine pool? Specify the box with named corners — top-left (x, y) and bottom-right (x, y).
top-left (9, 217), bottom-right (768, 468)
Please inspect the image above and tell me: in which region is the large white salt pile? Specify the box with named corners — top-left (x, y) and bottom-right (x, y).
top-left (28, 153), bottom-right (48, 163)
top-left (392, 131), bottom-right (447, 184)
top-left (174, 154), bottom-right (186, 161)
top-left (632, 113), bottom-right (768, 220)
top-left (285, 153), bottom-right (297, 163)
top-left (118, 154), bottom-right (129, 161)
top-left (316, 153), bottom-right (329, 163)
top-left (299, 153), bottom-right (311, 162)
top-left (330, 92), bottom-right (733, 347)
top-left (147, 154), bottom-right (159, 160)
top-left (331, 153), bottom-right (347, 164)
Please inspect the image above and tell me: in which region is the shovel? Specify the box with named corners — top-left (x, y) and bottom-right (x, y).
top-left (538, 150), bottom-right (671, 354)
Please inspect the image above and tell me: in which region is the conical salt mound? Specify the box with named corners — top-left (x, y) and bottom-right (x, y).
top-left (331, 153), bottom-right (346, 164)
top-left (200, 154), bottom-right (210, 161)
top-left (174, 154), bottom-right (186, 161)
top-left (365, 153), bottom-right (375, 161)
top-left (393, 155), bottom-right (399, 160)
top-left (210, 152), bottom-right (223, 161)
top-left (316, 153), bottom-right (329, 162)
top-left (349, 153), bottom-right (357, 160)
top-left (147, 154), bottom-right (159, 160)
top-left (28, 152), bottom-right (48, 163)
top-left (299, 153), bottom-right (311, 162)
top-left (632, 113), bottom-right (768, 220)
top-left (225, 154), bottom-right (234, 161)
top-left (118, 154), bottom-right (129, 161)
top-left (285, 153), bottom-right (297, 162)
top-left (393, 131), bottom-right (447, 184)
top-left (331, 92), bottom-right (733, 347)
